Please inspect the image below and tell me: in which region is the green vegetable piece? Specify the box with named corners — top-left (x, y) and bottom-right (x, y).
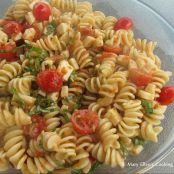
top-left (72, 169), bottom-right (83, 174)
top-left (29, 95), bottom-right (58, 115)
top-left (141, 99), bottom-right (153, 114)
top-left (60, 109), bottom-right (70, 122)
top-left (120, 143), bottom-right (129, 158)
top-left (88, 161), bottom-right (102, 174)
top-left (68, 71), bottom-right (77, 84)
top-left (11, 88), bottom-right (25, 108)
top-left (133, 137), bottom-right (145, 146)
top-left (46, 21), bottom-right (57, 35)
top-left (25, 47), bottom-right (48, 75)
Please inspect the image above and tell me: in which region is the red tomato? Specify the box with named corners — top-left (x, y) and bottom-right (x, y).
top-left (30, 115), bottom-right (47, 139)
top-left (129, 68), bottom-right (152, 87)
top-left (37, 69), bottom-right (63, 93)
top-left (3, 21), bottom-right (23, 35)
top-left (0, 42), bottom-right (17, 61)
top-left (96, 52), bottom-right (115, 63)
top-left (157, 87), bottom-right (174, 105)
top-left (79, 27), bottom-right (95, 37)
top-left (33, 2), bottom-right (51, 21)
top-left (114, 17), bottom-right (133, 30)
top-left (103, 45), bottom-right (122, 54)
top-left (0, 52), bottom-right (17, 61)
top-left (71, 109), bottom-right (99, 135)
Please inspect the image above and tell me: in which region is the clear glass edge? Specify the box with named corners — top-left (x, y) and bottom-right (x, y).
top-left (131, 0), bottom-right (174, 173)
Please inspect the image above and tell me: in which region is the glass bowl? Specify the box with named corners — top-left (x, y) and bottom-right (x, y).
top-left (1, 0), bottom-right (174, 174)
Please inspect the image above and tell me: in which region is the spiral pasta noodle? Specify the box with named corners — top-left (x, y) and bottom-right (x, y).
top-left (92, 142), bottom-right (125, 168)
top-left (0, 62), bottom-right (22, 92)
top-left (50, 0), bottom-right (77, 12)
top-left (114, 82), bottom-right (137, 111)
top-left (118, 100), bottom-right (143, 138)
top-left (13, 0), bottom-right (30, 20)
top-left (3, 126), bottom-right (27, 169)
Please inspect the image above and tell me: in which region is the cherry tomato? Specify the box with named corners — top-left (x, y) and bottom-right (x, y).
top-left (96, 52), bottom-right (115, 63)
top-left (37, 69), bottom-right (63, 93)
top-left (103, 45), bottom-right (122, 54)
top-left (0, 42), bottom-right (17, 61)
top-left (33, 2), bottom-right (51, 21)
top-left (0, 52), bottom-right (17, 61)
top-left (71, 109), bottom-right (99, 135)
top-left (22, 115), bottom-right (47, 139)
top-left (157, 87), bottom-right (174, 105)
top-left (3, 21), bottom-right (23, 36)
top-left (114, 17), bottom-right (133, 30)
top-left (79, 27), bottom-right (95, 37)
top-left (30, 115), bottom-right (47, 139)
top-left (129, 68), bottom-right (152, 87)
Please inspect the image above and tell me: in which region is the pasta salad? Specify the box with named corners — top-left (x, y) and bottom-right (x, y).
top-left (0, 0), bottom-right (174, 174)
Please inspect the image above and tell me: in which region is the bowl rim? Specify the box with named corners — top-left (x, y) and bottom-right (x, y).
top-left (132, 0), bottom-right (174, 172)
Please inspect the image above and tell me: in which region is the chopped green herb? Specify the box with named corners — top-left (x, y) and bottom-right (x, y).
top-left (25, 47), bottom-right (48, 75)
top-left (60, 109), bottom-right (70, 122)
top-left (63, 95), bottom-right (82, 113)
top-left (72, 169), bottom-right (83, 174)
top-left (141, 99), bottom-right (153, 114)
top-left (46, 20), bottom-right (57, 35)
top-left (29, 95), bottom-right (58, 115)
top-left (120, 143), bottom-right (129, 158)
top-left (11, 88), bottom-right (25, 108)
top-left (68, 71), bottom-right (77, 84)
top-left (133, 137), bottom-right (145, 146)
top-left (88, 161), bottom-right (102, 174)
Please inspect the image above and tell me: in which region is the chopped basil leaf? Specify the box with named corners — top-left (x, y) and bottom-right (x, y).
top-left (72, 169), bottom-right (83, 174)
top-left (120, 143), bottom-right (129, 158)
top-left (63, 95), bottom-right (82, 113)
top-left (133, 137), bottom-right (145, 146)
top-left (60, 109), bottom-right (70, 122)
top-left (11, 88), bottom-right (25, 108)
top-left (25, 47), bottom-right (48, 75)
top-left (88, 161), bottom-right (102, 174)
top-left (68, 71), bottom-right (77, 84)
top-left (29, 95), bottom-right (58, 115)
top-left (47, 21), bottom-right (57, 35)
top-left (141, 99), bottom-right (153, 114)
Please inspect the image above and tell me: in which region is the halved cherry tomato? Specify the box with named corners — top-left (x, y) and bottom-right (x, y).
top-left (3, 21), bottom-right (23, 36)
top-left (71, 109), bottom-right (99, 135)
top-left (79, 27), bottom-right (95, 37)
top-left (103, 45), bottom-right (122, 54)
top-left (0, 52), bottom-right (17, 61)
top-left (0, 42), bottom-right (17, 61)
top-left (33, 2), bottom-right (51, 21)
top-left (37, 69), bottom-right (63, 93)
top-left (114, 17), bottom-right (133, 30)
top-left (96, 52), bottom-right (115, 63)
top-left (30, 115), bottom-right (47, 139)
top-left (22, 115), bottom-right (47, 139)
top-left (157, 87), bottom-right (174, 105)
top-left (129, 68), bottom-right (152, 87)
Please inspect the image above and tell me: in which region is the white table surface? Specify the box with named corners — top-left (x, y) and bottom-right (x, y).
top-left (139, 2), bottom-right (174, 174)
top-left (0, 0), bottom-right (174, 174)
